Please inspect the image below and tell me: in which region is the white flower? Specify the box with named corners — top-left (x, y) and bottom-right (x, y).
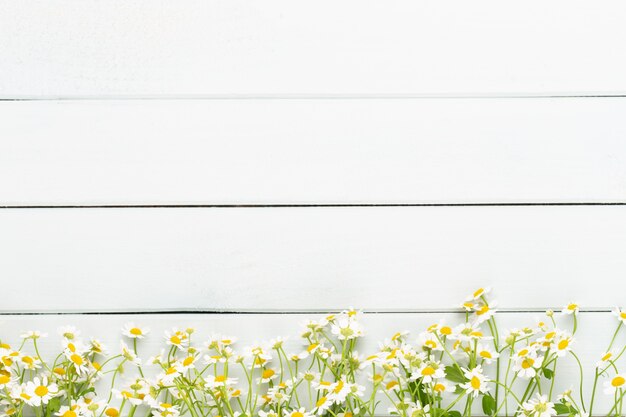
top-left (604, 374), bottom-right (626, 394)
top-left (513, 353), bottom-right (543, 379)
top-left (56, 403), bottom-right (84, 417)
top-left (596, 351), bottom-right (614, 368)
top-left (473, 302), bottom-right (497, 324)
top-left (554, 333), bottom-right (574, 357)
top-left (433, 381), bottom-right (451, 395)
top-left (120, 341), bottom-right (142, 366)
top-left (204, 374), bottom-right (237, 389)
top-left (58, 326), bottom-right (80, 341)
top-left (411, 361), bottom-right (445, 384)
top-left (113, 389), bottom-right (143, 406)
top-left (20, 355), bottom-right (41, 370)
top-left (613, 307), bottom-right (626, 324)
top-left (20, 331), bottom-right (47, 340)
top-left (417, 332), bottom-right (443, 352)
top-left (25, 376), bottom-right (59, 406)
top-left (522, 394), bottom-right (556, 417)
top-left (476, 344), bottom-right (500, 364)
top-left (466, 287), bottom-right (491, 301)
top-left (313, 395), bottom-right (332, 414)
top-left (122, 323), bottom-right (150, 339)
top-left (331, 319), bottom-right (363, 340)
top-left (257, 368), bottom-right (278, 383)
top-left (562, 303), bottom-right (579, 315)
top-left (65, 351), bottom-right (89, 374)
top-left (286, 408), bottom-right (313, 417)
top-left (460, 366), bottom-right (489, 397)
top-left (164, 329), bottom-right (188, 349)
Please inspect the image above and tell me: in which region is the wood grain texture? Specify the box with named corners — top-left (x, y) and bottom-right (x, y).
top-left (1, 206), bottom-right (624, 312)
top-left (1, 1), bottom-right (626, 97)
top-left (2, 98), bottom-right (626, 205)
top-left (0, 312), bottom-right (620, 413)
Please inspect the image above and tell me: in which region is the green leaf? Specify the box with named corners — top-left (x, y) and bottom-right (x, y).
top-left (448, 411), bottom-right (462, 417)
top-left (554, 404), bottom-right (571, 415)
top-left (445, 365), bottom-right (467, 383)
top-left (47, 397), bottom-right (61, 414)
top-left (543, 367), bottom-right (554, 379)
top-left (482, 394), bottom-right (496, 416)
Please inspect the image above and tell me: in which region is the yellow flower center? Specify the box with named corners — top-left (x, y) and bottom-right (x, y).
top-left (421, 366), bottom-right (436, 376)
top-left (62, 411), bottom-right (77, 417)
top-left (183, 356), bottom-right (194, 366)
top-left (292, 413), bottom-right (304, 417)
top-left (470, 376), bottom-right (481, 390)
top-left (479, 351), bottom-right (492, 359)
top-left (316, 397), bottom-right (328, 407)
top-left (440, 326), bottom-right (452, 335)
top-left (473, 288), bottom-right (484, 298)
top-left (333, 380), bottom-right (344, 393)
top-left (130, 328), bottom-right (142, 336)
top-left (434, 383), bottom-right (445, 392)
top-left (568, 304), bottom-right (578, 311)
top-left (215, 375), bottom-right (227, 383)
top-left (71, 354), bottom-right (83, 365)
top-left (558, 340), bottom-right (569, 350)
top-left (0, 375), bottom-right (10, 384)
top-left (386, 380), bottom-right (399, 390)
top-left (34, 386), bottom-right (48, 397)
top-left (105, 408), bottom-right (119, 417)
top-left (612, 376), bottom-right (625, 387)
top-left (262, 369), bottom-right (275, 379)
top-left (170, 335), bottom-right (181, 345)
top-left (602, 353), bottom-right (613, 361)
top-left (521, 358), bottom-right (535, 369)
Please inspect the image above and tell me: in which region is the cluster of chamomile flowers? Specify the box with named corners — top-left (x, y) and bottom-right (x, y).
top-left (2, 289), bottom-right (626, 417)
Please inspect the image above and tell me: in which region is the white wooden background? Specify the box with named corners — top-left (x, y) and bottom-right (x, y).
top-left (2, 1), bottom-right (626, 414)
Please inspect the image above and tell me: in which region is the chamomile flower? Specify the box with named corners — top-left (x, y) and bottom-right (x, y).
top-left (417, 332), bottom-right (443, 352)
top-left (55, 403), bottom-right (84, 417)
top-left (25, 376), bottom-right (59, 406)
top-left (466, 287), bottom-right (491, 301)
top-left (20, 331), bottom-right (47, 340)
top-left (476, 344), bottom-right (500, 364)
top-left (120, 341), bottom-right (141, 366)
top-left (473, 302), bottom-right (497, 324)
top-left (204, 374), bottom-right (237, 389)
top-left (460, 366), bottom-right (490, 397)
top-left (331, 318), bottom-right (363, 340)
top-left (433, 381), bottom-right (451, 395)
top-left (596, 351), bottom-right (614, 368)
top-left (286, 408), bottom-right (313, 417)
top-left (313, 395), bottom-right (332, 414)
top-left (412, 361), bottom-right (445, 384)
top-left (122, 323), bottom-right (150, 339)
top-left (604, 374), bottom-right (626, 394)
top-left (522, 394), bottom-right (556, 417)
top-left (65, 351), bottom-right (89, 374)
top-left (513, 353), bottom-right (543, 379)
top-left (20, 355), bottom-right (42, 370)
top-left (562, 303), bottom-right (579, 315)
top-left (554, 333), bottom-right (574, 357)
top-left (258, 368), bottom-right (278, 383)
top-left (613, 307), bottom-right (626, 324)
top-left (58, 326), bottom-right (80, 340)
top-left (164, 329), bottom-right (188, 349)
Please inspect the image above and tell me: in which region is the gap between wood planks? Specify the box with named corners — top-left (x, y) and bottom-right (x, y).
top-left (0, 309), bottom-right (615, 316)
top-left (1, 203), bottom-right (626, 209)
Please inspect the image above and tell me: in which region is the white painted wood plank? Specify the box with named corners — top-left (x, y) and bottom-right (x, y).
top-left (0, 312), bottom-right (620, 414)
top-left (2, 98), bottom-right (626, 205)
top-left (2, 1), bottom-right (626, 96)
top-left (1, 206), bottom-right (625, 312)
